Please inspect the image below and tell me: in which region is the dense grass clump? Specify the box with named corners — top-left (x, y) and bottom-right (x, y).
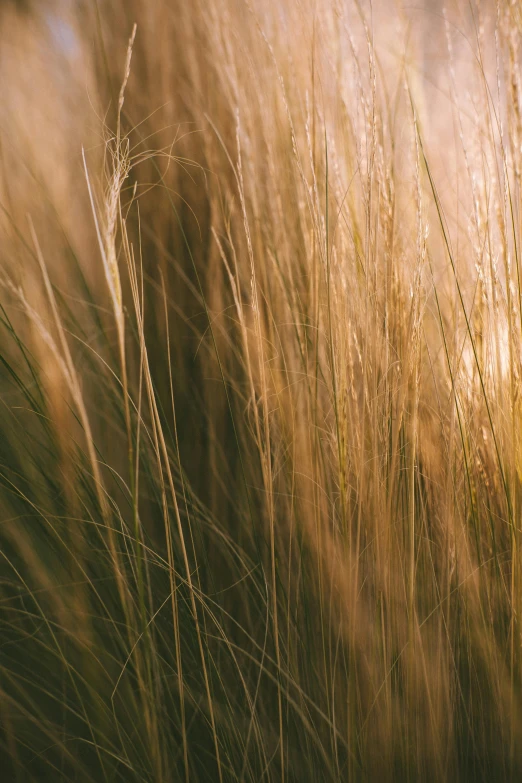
top-left (2, 0), bottom-right (522, 779)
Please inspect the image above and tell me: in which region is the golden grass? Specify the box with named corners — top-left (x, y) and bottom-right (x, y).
top-left (1, 0), bottom-right (522, 779)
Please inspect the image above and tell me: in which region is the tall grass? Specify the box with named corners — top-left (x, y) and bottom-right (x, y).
top-left (1, 0), bottom-right (522, 779)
